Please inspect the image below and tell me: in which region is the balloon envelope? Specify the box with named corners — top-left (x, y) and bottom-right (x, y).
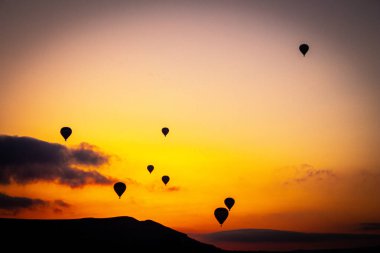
top-left (113, 182), bottom-right (126, 199)
top-left (299, 43), bottom-right (309, 56)
top-left (224, 197), bottom-right (235, 211)
top-left (147, 165), bottom-right (154, 174)
top-left (162, 127), bottom-right (169, 137)
top-left (60, 127), bottom-right (72, 141)
top-left (162, 175), bottom-right (170, 185)
top-left (214, 207), bottom-right (229, 226)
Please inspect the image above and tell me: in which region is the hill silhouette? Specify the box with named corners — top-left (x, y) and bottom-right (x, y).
top-left (1, 216), bottom-right (380, 253)
top-left (0, 216), bottom-right (223, 252)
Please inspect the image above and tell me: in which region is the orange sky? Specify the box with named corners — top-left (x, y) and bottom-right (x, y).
top-left (1, 1), bottom-right (380, 234)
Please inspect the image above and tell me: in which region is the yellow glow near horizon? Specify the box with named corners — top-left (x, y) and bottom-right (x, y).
top-left (1, 3), bottom-right (379, 234)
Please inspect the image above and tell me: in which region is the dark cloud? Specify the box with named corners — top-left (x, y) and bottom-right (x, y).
top-left (0, 192), bottom-right (70, 215)
top-left (359, 223), bottom-right (380, 231)
top-left (54, 199), bottom-right (71, 208)
top-left (0, 135), bottom-right (113, 187)
top-left (284, 164), bottom-right (337, 185)
top-left (0, 192), bottom-right (48, 212)
top-left (70, 143), bottom-right (109, 166)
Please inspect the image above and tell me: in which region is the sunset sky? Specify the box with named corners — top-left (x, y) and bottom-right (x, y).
top-left (1, 0), bottom-right (380, 239)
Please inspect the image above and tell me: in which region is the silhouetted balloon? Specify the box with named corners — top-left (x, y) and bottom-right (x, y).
top-left (214, 207), bottom-right (229, 226)
top-left (162, 175), bottom-right (170, 186)
top-left (147, 165), bottom-right (154, 174)
top-left (60, 127), bottom-right (72, 141)
top-left (162, 127), bottom-right (169, 137)
top-left (224, 197), bottom-right (235, 211)
top-left (113, 182), bottom-right (126, 199)
top-left (299, 43), bottom-right (309, 56)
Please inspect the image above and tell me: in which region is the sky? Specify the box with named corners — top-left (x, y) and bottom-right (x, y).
top-left (1, 0), bottom-right (380, 247)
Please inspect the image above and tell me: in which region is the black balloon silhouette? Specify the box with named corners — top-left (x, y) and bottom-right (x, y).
top-left (214, 207), bottom-right (229, 226)
top-left (60, 127), bottom-right (72, 141)
top-left (162, 127), bottom-right (169, 137)
top-left (113, 182), bottom-right (126, 199)
top-left (147, 165), bottom-right (154, 174)
top-left (299, 43), bottom-right (309, 56)
top-left (224, 197), bottom-right (235, 211)
top-left (162, 175), bottom-right (170, 186)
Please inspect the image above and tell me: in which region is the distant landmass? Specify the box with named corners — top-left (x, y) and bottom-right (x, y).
top-left (191, 228), bottom-right (380, 252)
top-left (1, 216), bottom-right (380, 253)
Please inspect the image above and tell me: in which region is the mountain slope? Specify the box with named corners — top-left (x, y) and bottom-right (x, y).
top-left (0, 216), bottom-right (223, 252)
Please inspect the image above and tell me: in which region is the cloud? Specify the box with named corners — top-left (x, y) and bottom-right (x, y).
top-left (359, 170), bottom-right (380, 183)
top-left (284, 164), bottom-right (337, 185)
top-left (0, 135), bottom-right (113, 187)
top-left (0, 192), bottom-right (70, 215)
top-left (54, 199), bottom-right (71, 208)
top-left (167, 186), bottom-right (181, 192)
top-left (123, 178), bottom-right (141, 187)
top-left (145, 183), bottom-right (182, 193)
top-left (359, 223), bottom-right (380, 231)
top-left (53, 208), bottom-right (64, 213)
top-left (116, 177), bottom-right (181, 192)
top-left (0, 192), bottom-right (48, 212)
top-left (70, 143), bottom-right (109, 166)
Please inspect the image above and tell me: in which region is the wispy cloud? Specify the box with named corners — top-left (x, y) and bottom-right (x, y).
top-left (122, 177), bottom-right (142, 187)
top-left (167, 186), bottom-right (181, 192)
top-left (0, 192), bottom-right (70, 215)
top-left (284, 164), bottom-right (337, 185)
top-left (145, 183), bottom-right (181, 193)
top-left (0, 135), bottom-right (113, 187)
top-left (359, 170), bottom-right (380, 183)
top-left (54, 199), bottom-right (71, 208)
top-left (115, 177), bottom-right (181, 193)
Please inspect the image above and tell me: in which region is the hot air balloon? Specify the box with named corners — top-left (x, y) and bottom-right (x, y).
top-left (113, 182), bottom-right (126, 199)
top-left (214, 207), bottom-right (229, 226)
top-left (162, 175), bottom-right (170, 186)
top-left (162, 127), bottom-right (169, 137)
top-left (60, 127), bottom-right (72, 141)
top-left (147, 165), bottom-right (154, 174)
top-left (299, 43), bottom-right (309, 56)
top-left (224, 197), bottom-right (235, 211)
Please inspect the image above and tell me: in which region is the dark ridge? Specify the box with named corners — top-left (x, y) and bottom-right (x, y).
top-left (0, 216), bottom-right (223, 252)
